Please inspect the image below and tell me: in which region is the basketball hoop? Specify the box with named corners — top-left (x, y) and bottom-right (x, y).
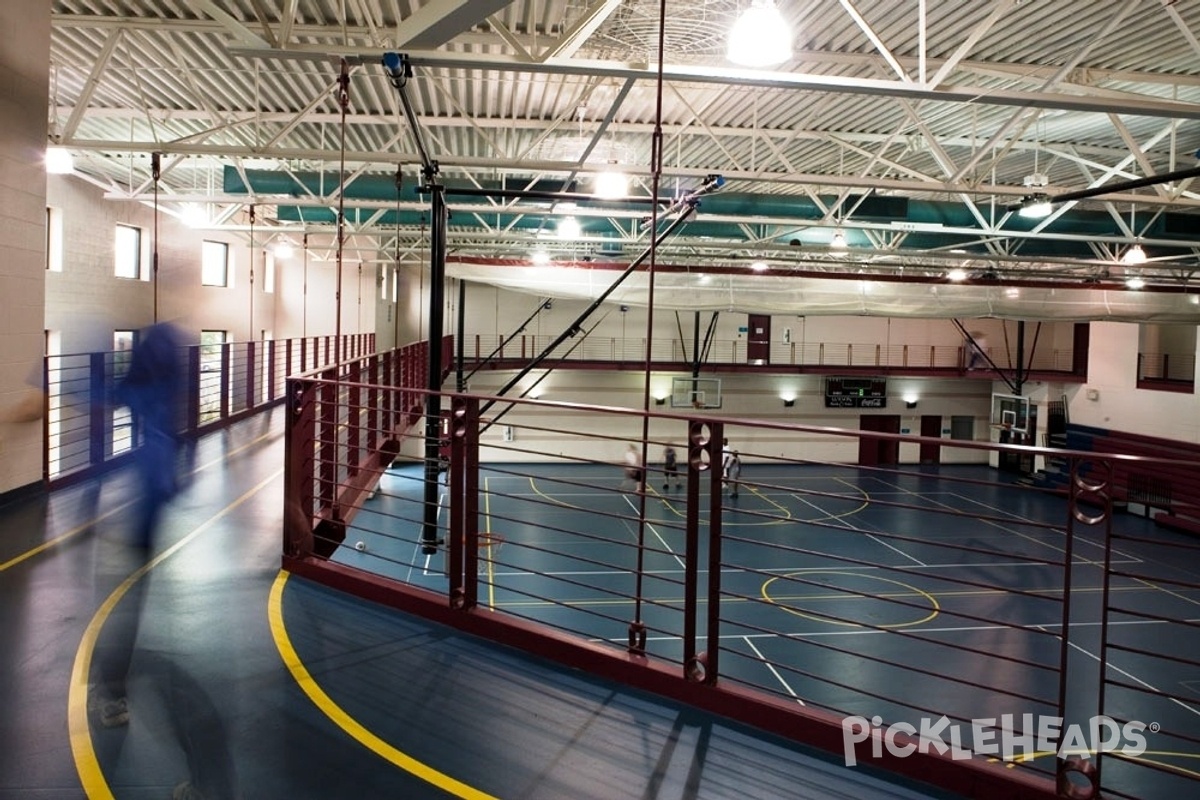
top-left (478, 533), bottom-right (504, 575)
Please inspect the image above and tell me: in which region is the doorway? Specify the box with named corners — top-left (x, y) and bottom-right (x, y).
top-left (747, 314), bottom-right (770, 364)
top-left (858, 414), bottom-right (900, 466)
top-left (919, 415), bottom-right (942, 464)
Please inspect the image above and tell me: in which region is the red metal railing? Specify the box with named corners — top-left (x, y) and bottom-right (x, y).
top-left (282, 363), bottom-right (1200, 800)
top-left (44, 333), bottom-right (374, 488)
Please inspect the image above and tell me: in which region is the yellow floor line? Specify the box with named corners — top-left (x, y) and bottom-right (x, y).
top-left (70, 469), bottom-right (282, 799)
top-left (268, 572), bottom-right (497, 800)
top-left (3, 426), bottom-right (279, 574)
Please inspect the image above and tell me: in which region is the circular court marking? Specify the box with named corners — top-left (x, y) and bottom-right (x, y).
top-left (761, 569), bottom-right (940, 629)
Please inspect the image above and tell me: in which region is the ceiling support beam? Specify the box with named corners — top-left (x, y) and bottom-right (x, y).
top-left (540, 0), bottom-right (623, 62)
top-left (222, 46), bottom-right (1200, 120)
top-left (391, 0), bottom-right (513, 50)
top-left (184, 0), bottom-right (271, 48)
top-left (61, 30), bottom-right (122, 141)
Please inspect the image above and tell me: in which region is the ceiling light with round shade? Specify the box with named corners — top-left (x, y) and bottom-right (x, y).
top-left (273, 241), bottom-right (295, 259)
top-left (727, 0), bottom-right (793, 68)
top-left (830, 230), bottom-right (847, 249)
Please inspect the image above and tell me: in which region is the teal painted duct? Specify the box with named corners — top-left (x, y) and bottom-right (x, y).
top-left (228, 167), bottom-right (1200, 259)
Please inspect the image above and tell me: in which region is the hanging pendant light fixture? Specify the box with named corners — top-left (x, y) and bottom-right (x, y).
top-left (1121, 243), bottom-right (1147, 265)
top-left (728, 0), bottom-right (793, 68)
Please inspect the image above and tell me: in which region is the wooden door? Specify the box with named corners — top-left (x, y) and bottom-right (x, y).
top-left (858, 415), bottom-right (901, 465)
top-left (919, 415), bottom-right (941, 464)
top-left (747, 314), bottom-right (770, 364)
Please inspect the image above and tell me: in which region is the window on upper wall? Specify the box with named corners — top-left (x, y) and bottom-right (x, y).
top-left (46, 207), bottom-right (63, 272)
top-left (1136, 323), bottom-right (1196, 393)
top-left (264, 252), bottom-right (275, 294)
top-left (202, 240), bottom-right (230, 287)
top-left (114, 223), bottom-right (142, 279)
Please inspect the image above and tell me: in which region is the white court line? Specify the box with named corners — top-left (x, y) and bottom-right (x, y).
top-left (1126, 575), bottom-right (1200, 610)
top-left (935, 486), bottom-right (1142, 565)
top-left (825, 477), bottom-right (926, 566)
top-left (870, 476), bottom-right (1110, 564)
top-left (1056, 632), bottom-right (1200, 720)
top-left (613, 616), bottom-right (1200, 644)
top-left (744, 636), bottom-right (805, 706)
top-left (476, 557), bottom-right (1142, 580)
top-left (623, 493), bottom-right (685, 569)
top-left (404, 487), bottom-right (446, 581)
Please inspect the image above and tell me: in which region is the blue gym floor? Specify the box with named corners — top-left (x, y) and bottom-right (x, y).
top-left (334, 458), bottom-right (1200, 798)
top-left (1, 408), bottom-right (972, 800)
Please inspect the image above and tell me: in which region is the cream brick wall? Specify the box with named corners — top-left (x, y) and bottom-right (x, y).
top-left (0, 0), bottom-right (51, 492)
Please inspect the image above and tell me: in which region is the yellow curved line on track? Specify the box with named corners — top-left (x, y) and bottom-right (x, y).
top-left (3, 428), bottom-right (280, 574)
top-left (70, 469), bottom-right (282, 799)
top-left (268, 571), bottom-right (497, 800)
top-left (1, 503), bottom-right (126, 573)
top-left (761, 569), bottom-right (941, 629)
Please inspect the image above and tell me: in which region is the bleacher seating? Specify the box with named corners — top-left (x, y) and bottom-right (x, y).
top-left (1056, 424), bottom-right (1200, 536)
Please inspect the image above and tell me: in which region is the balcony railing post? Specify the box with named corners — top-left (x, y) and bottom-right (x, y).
top-left (245, 340), bottom-right (256, 413)
top-left (284, 377), bottom-right (317, 559)
top-left (684, 420), bottom-right (722, 685)
top-left (89, 352), bottom-right (106, 470)
top-left (347, 361), bottom-right (361, 476)
top-left (219, 343), bottom-right (231, 420)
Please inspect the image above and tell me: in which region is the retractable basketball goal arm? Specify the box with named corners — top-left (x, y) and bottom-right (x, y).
top-left (953, 319), bottom-right (1018, 394)
top-left (477, 174), bottom-right (725, 421)
top-left (383, 52), bottom-right (446, 553)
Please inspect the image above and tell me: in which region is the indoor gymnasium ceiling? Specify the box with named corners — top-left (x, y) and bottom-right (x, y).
top-left (46, 1), bottom-right (1200, 319)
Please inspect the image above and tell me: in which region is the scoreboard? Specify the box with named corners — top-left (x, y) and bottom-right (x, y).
top-left (824, 376), bottom-right (888, 408)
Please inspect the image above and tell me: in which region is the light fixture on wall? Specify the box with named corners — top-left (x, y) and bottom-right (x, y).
top-left (750, 260), bottom-right (769, 272)
top-left (903, 393), bottom-right (919, 409)
top-left (273, 240), bottom-right (295, 259)
top-left (728, 0), bottom-right (793, 68)
top-left (531, 249), bottom-right (551, 266)
top-left (654, 395), bottom-right (666, 406)
top-left (781, 394), bottom-right (796, 408)
top-left (1124, 274), bottom-right (1146, 290)
top-left (946, 268), bottom-right (968, 281)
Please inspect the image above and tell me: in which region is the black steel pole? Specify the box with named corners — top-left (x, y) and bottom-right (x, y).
top-left (422, 185), bottom-right (447, 553)
top-left (1015, 320), bottom-right (1026, 396)
top-left (456, 278), bottom-right (466, 392)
